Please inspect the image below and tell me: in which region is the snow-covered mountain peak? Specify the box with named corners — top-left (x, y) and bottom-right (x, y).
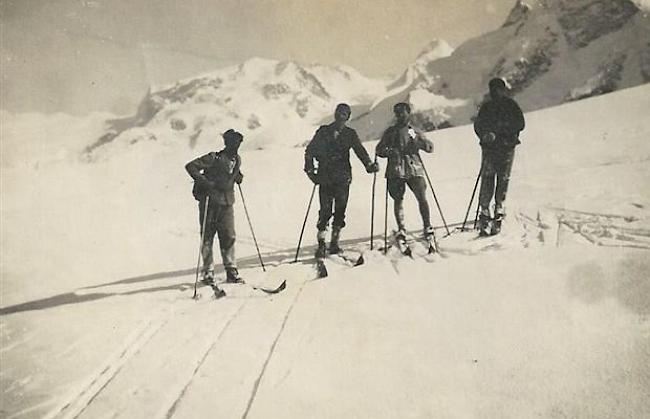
top-left (415, 39), bottom-right (454, 63)
top-left (382, 38), bottom-right (453, 95)
top-left (88, 58), bottom-right (390, 155)
top-left (352, 0), bottom-right (650, 140)
top-left (502, 0), bottom-right (532, 27)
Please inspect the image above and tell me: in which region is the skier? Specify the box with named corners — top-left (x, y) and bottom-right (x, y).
top-left (376, 102), bottom-right (435, 250)
top-left (185, 129), bottom-right (244, 286)
top-left (304, 103), bottom-right (379, 258)
top-left (473, 78), bottom-right (525, 236)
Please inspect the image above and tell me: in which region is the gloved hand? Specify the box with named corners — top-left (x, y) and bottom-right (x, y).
top-left (305, 169), bottom-right (319, 184)
top-left (480, 132), bottom-right (496, 146)
top-left (234, 171), bottom-right (244, 184)
top-left (366, 162), bottom-right (379, 173)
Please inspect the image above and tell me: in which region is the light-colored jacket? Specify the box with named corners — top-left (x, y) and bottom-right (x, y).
top-left (376, 124), bottom-right (433, 179)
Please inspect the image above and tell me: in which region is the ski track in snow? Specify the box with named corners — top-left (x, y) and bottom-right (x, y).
top-left (43, 317), bottom-right (168, 419)
top-left (163, 302), bottom-right (249, 419)
top-left (241, 280), bottom-right (307, 419)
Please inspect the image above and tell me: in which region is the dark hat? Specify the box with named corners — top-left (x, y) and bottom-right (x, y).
top-left (222, 129), bottom-right (243, 143)
top-left (489, 78), bottom-right (507, 91)
top-left (393, 102), bottom-right (411, 113)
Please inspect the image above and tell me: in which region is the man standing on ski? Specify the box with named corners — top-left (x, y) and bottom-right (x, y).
top-left (186, 129), bottom-right (244, 287)
top-left (376, 102), bottom-right (435, 248)
top-left (304, 103), bottom-right (379, 258)
top-left (473, 78), bottom-right (525, 236)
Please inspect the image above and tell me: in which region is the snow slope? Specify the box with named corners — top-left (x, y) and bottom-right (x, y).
top-left (0, 111), bottom-right (112, 168)
top-left (1, 85), bottom-right (649, 418)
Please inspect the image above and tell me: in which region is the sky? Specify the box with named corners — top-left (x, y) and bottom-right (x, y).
top-left (0, 0), bottom-right (516, 115)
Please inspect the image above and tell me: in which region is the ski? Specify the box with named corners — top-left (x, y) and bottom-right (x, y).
top-left (400, 232), bottom-right (448, 260)
top-left (251, 279), bottom-right (287, 294)
top-left (315, 258), bottom-right (328, 278)
top-left (211, 279), bottom-right (287, 298)
top-left (329, 250), bottom-right (364, 266)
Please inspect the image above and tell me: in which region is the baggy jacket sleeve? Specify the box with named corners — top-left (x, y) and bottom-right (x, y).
top-left (185, 152), bottom-right (216, 183)
top-left (304, 127), bottom-right (324, 172)
top-left (507, 99), bottom-right (525, 134)
top-left (375, 128), bottom-right (393, 158)
top-left (473, 103), bottom-right (491, 139)
top-left (350, 129), bottom-right (373, 167)
top-left (413, 128), bottom-right (433, 153)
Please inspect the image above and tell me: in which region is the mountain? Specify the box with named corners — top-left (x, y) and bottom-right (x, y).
top-left (351, 0), bottom-right (650, 140)
top-left (87, 58), bottom-right (389, 155)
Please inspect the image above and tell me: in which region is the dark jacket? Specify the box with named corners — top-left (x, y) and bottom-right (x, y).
top-left (376, 124), bottom-right (433, 179)
top-left (186, 150), bottom-right (241, 205)
top-left (304, 123), bottom-right (373, 185)
top-left (473, 96), bottom-right (525, 150)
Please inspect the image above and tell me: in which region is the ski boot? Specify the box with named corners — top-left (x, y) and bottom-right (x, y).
top-left (478, 213), bottom-right (492, 237)
top-left (225, 267), bottom-right (244, 284)
top-left (491, 213), bottom-right (503, 236)
top-left (315, 230), bottom-right (327, 258)
top-left (423, 225), bottom-right (436, 253)
top-left (201, 269), bottom-right (215, 285)
top-left (329, 227), bottom-right (342, 255)
top-left (395, 229), bottom-right (412, 256)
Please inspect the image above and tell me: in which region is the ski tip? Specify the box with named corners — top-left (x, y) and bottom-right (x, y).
top-left (260, 279), bottom-right (287, 294)
top-left (354, 255), bottom-right (365, 266)
top-left (212, 285), bottom-right (227, 299)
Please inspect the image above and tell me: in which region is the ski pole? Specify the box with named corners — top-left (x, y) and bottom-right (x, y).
top-left (473, 154), bottom-right (486, 230)
top-left (237, 184), bottom-right (266, 272)
top-left (417, 154), bottom-right (450, 236)
top-left (293, 183), bottom-right (317, 263)
top-left (461, 159), bottom-right (483, 231)
top-left (193, 195), bottom-right (210, 299)
top-left (370, 156), bottom-right (378, 250)
top-left (384, 180), bottom-right (388, 254)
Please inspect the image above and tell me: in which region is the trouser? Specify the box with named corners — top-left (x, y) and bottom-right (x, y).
top-left (478, 148), bottom-right (516, 217)
top-left (387, 176), bottom-right (431, 230)
top-left (199, 199), bottom-right (236, 272)
top-left (317, 181), bottom-right (351, 232)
